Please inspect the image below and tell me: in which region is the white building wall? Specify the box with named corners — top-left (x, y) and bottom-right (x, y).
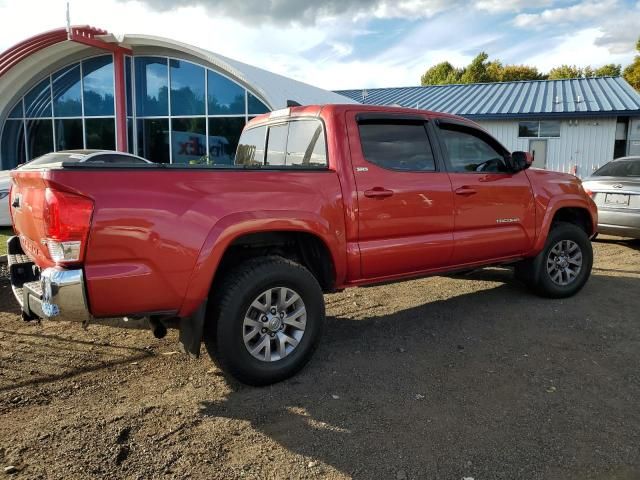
top-left (476, 118), bottom-right (617, 178)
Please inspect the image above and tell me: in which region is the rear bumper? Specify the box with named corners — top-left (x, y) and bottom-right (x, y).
top-left (597, 209), bottom-right (640, 239)
top-left (7, 236), bottom-right (90, 322)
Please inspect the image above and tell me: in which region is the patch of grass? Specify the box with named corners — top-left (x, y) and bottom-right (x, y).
top-left (0, 227), bottom-right (14, 256)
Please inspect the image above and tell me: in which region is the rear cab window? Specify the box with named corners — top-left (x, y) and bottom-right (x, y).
top-left (236, 118), bottom-right (327, 169)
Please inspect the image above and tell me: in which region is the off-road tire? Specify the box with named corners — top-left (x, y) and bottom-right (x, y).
top-left (204, 256), bottom-right (325, 386)
top-left (515, 221), bottom-right (593, 298)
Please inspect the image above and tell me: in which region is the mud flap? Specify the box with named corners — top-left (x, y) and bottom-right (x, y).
top-left (178, 300), bottom-right (207, 358)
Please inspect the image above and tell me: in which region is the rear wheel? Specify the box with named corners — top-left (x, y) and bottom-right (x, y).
top-left (205, 256), bottom-right (325, 386)
top-left (515, 221), bottom-right (593, 298)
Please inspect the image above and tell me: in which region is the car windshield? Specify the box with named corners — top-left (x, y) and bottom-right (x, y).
top-left (592, 158), bottom-right (640, 177)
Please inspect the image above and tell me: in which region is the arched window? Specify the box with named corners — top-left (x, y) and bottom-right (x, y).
top-left (1, 54), bottom-right (271, 169)
top-left (1, 54), bottom-right (116, 169)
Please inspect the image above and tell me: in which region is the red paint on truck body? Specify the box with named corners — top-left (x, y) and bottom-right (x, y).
top-left (10, 105), bottom-right (597, 320)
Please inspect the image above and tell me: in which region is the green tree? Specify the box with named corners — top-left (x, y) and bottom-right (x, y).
top-left (460, 52), bottom-right (493, 83)
top-left (623, 38), bottom-right (640, 91)
top-left (594, 64), bottom-right (621, 77)
top-left (547, 65), bottom-right (584, 79)
top-left (420, 61), bottom-right (462, 85)
top-left (499, 64), bottom-right (546, 81)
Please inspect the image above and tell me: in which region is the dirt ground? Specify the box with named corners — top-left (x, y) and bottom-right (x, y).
top-left (0, 237), bottom-right (639, 480)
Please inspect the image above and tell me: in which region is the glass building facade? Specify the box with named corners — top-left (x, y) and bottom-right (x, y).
top-left (0, 54), bottom-right (270, 169)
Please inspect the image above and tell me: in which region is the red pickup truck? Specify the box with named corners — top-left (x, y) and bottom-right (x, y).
top-left (8, 105), bottom-right (597, 385)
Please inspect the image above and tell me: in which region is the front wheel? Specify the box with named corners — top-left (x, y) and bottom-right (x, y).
top-left (205, 256), bottom-right (325, 386)
top-left (515, 222), bottom-right (593, 298)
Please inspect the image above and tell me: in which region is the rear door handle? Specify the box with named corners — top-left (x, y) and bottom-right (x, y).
top-left (364, 187), bottom-right (394, 199)
top-left (455, 186), bottom-right (477, 196)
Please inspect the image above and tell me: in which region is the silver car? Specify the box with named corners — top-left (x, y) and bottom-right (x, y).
top-left (582, 156), bottom-right (640, 239)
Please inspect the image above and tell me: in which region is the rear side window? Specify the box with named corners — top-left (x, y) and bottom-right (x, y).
top-left (236, 125), bottom-right (266, 166)
top-left (236, 119), bottom-right (327, 168)
top-left (358, 122), bottom-right (436, 171)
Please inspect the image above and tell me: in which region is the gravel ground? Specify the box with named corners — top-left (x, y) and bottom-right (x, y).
top-left (0, 237), bottom-right (639, 480)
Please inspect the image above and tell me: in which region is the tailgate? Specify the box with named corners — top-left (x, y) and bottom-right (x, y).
top-left (10, 170), bottom-right (53, 267)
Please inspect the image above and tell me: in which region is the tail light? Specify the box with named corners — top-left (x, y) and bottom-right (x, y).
top-left (43, 188), bottom-right (94, 264)
top-left (584, 188), bottom-right (594, 198)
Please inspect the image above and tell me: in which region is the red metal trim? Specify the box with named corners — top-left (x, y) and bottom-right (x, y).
top-left (1, 25), bottom-right (131, 152)
top-left (113, 51), bottom-right (128, 152)
top-left (69, 28), bottom-right (132, 55)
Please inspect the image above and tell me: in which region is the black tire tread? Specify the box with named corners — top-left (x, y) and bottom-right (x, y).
top-left (205, 255), bottom-right (324, 385)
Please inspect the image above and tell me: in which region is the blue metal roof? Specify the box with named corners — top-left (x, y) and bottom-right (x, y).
top-left (335, 77), bottom-right (640, 119)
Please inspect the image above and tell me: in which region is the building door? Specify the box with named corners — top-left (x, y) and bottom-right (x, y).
top-left (529, 139), bottom-right (547, 169)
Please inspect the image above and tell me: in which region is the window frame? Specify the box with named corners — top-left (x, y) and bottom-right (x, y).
top-left (518, 120), bottom-right (561, 138)
top-left (236, 116), bottom-right (330, 170)
top-left (356, 115), bottom-right (440, 173)
top-left (434, 118), bottom-right (512, 175)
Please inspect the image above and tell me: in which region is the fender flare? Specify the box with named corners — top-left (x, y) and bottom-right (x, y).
top-left (177, 210), bottom-right (346, 318)
top-left (531, 195), bottom-right (597, 253)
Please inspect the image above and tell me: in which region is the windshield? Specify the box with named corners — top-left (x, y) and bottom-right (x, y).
top-left (592, 158), bottom-right (640, 177)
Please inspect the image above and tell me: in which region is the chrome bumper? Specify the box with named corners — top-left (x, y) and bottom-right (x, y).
top-left (7, 236), bottom-right (90, 322)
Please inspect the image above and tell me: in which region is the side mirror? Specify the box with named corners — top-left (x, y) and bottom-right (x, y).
top-left (510, 151), bottom-right (533, 172)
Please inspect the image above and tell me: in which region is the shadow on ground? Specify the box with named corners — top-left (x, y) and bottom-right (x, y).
top-left (200, 272), bottom-right (640, 479)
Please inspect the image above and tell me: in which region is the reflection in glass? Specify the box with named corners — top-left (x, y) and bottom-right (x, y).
top-left (125, 56), bottom-right (132, 116)
top-left (539, 121), bottom-right (560, 138)
top-left (53, 64), bottom-right (82, 117)
top-left (26, 119), bottom-right (53, 159)
top-left (135, 57), bottom-right (169, 117)
top-left (127, 118), bottom-right (134, 154)
top-left (208, 70), bottom-right (245, 115)
top-left (83, 56), bottom-right (115, 116)
top-left (25, 78), bottom-right (52, 118)
top-left (171, 60), bottom-right (205, 116)
top-left (1, 120), bottom-right (26, 168)
top-left (248, 92), bottom-right (269, 115)
top-left (266, 124), bottom-right (287, 166)
top-left (286, 120), bottom-right (327, 167)
top-left (171, 118), bottom-right (206, 164)
top-left (137, 118), bottom-right (169, 163)
top-left (55, 119), bottom-right (83, 151)
top-left (518, 122), bottom-right (538, 138)
top-left (208, 117), bottom-right (245, 165)
top-left (8, 102), bottom-right (23, 119)
top-left (236, 126), bottom-right (266, 166)
top-left (85, 118), bottom-right (115, 150)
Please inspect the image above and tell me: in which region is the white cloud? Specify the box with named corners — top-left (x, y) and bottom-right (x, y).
top-left (594, 1), bottom-right (640, 53)
top-left (513, 0), bottom-right (618, 28)
top-left (523, 27), bottom-right (635, 71)
top-left (475, 0), bottom-right (554, 13)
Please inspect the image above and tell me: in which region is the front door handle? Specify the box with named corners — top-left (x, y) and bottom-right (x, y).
top-left (364, 187), bottom-right (394, 199)
top-left (455, 186), bottom-right (477, 196)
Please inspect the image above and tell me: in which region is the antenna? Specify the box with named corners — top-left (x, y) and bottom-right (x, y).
top-left (66, 2), bottom-right (71, 39)
top-left (362, 89), bottom-right (368, 103)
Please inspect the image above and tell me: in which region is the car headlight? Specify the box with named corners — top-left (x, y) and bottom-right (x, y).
top-left (0, 191), bottom-right (8, 200)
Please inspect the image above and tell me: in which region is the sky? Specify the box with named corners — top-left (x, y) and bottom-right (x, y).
top-left (0, 0), bottom-right (638, 90)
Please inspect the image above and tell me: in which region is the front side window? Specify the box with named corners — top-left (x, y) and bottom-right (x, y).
top-left (439, 126), bottom-right (508, 173)
top-left (358, 121), bottom-right (435, 172)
